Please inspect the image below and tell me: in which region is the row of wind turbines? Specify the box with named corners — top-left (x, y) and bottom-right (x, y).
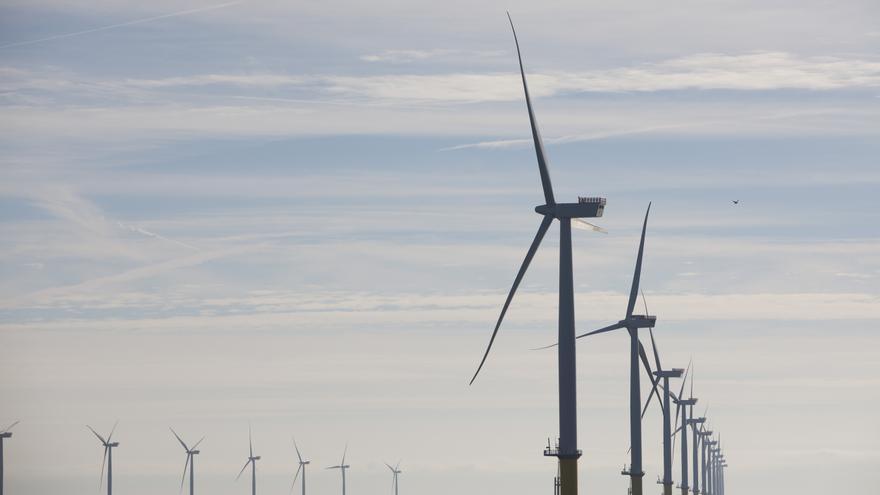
top-left (0, 422), bottom-right (401, 495)
top-left (467, 14), bottom-right (730, 495)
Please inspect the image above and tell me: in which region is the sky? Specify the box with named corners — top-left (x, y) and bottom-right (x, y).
top-left (0, 0), bottom-right (879, 494)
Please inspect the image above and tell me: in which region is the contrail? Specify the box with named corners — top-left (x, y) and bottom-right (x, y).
top-left (0, 1), bottom-right (244, 50)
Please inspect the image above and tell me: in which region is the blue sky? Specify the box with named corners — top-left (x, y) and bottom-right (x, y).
top-left (1, 1), bottom-right (879, 494)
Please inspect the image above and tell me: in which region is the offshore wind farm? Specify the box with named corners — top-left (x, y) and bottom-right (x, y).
top-left (1, 1), bottom-right (878, 495)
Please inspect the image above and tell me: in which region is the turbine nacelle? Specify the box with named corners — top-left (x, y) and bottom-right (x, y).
top-left (624, 314), bottom-right (656, 329)
top-left (655, 368), bottom-right (684, 379)
top-left (107, 442), bottom-right (120, 447)
top-left (0, 432), bottom-right (11, 439)
top-left (535, 197), bottom-right (606, 219)
top-left (676, 397), bottom-right (698, 406)
top-left (250, 456), bottom-right (261, 461)
top-left (189, 449), bottom-right (200, 455)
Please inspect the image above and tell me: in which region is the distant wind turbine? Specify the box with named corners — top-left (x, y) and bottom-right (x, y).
top-left (671, 361), bottom-right (696, 495)
top-left (1, 421), bottom-right (19, 495)
top-left (290, 439), bottom-right (310, 495)
top-left (87, 422), bottom-right (119, 495)
top-left (469, 14), bottom-right (609, 495)
top-left (326, 444), bottom-right (350, 495)
top-left (236, 427), bottom-right (260, 495)
top-left (170, 428), bottom-right (204, 495)
top-left (644, 329), bottom-right (686, 495)
top-left (571, 203), bottom-right (661, 495)
top-left (385, 461), bottom-right (401, 495)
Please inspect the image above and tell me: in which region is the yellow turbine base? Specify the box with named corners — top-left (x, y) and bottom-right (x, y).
top-left (559, 458), bottom-right (578, 495)
top-left (631, 475), bottom-right (643, 495)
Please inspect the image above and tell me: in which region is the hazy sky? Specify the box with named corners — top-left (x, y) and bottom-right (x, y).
top-left (1, 1), bottom-right (879, 494)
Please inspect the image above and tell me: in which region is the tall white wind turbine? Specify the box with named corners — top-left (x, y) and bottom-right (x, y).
top-left (290, 439), bottom-right (310, 495)
top-left (469, 14), bottom-right (608, 495)
top-left (170, 427), bottom-right (204, 495)
top-left (572, 204), bottom-right (662, 495)
top-left (87, 422), bottom-right (119, 495)
top-left (236, 427), bottom-right (260, 495)
top-left (385, 461), bottom-right (401, 495)
top-left (326, 444), bottom-right (350, 495)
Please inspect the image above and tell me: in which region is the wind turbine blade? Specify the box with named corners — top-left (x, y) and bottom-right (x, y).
top-left (180, 453), bottom-right (191, 493)
top-left (293, 438), bottom-right (303, 463)
top-left (341, 442), bottom-right (348, 465)
top-left (396, 460), bottom-right (401, 471)
top-left (637, 336), bottom-right (663, 411)
top-left (107, 420), bottom-right (118, 442)
top-left (690, 362), bottom-right (695, 398)
top-left (648, 327), bottom-right (662, 372)
top-left (290, 464), bottom-right (302, 494)
top-left (626, 203), bottom-right (652, 318)
top-left (249, 425), bottom-right (253, 458)
top-left (573, 218), bottom-right (607, 233)
top-left (678, 359), bottom-right (692, 400)
top-left (507, 12), bottom-right (555, 206)
top-left (1, 420), bottom-right (19, 433)
top-left (574, 321), bottom-right (625, 340)
top-left (470, 214), bottom-right (553, 385)
top-left (385, 462), bottom-right (395, 472)
top-left (326, 465), bottom-right (342, 470)
top-left (87, 425), bottom-right (107, 445)
top-left (170, 427), bottom-right (189, 451)
top-left (191, 436), bottom-right (205, 450)
top-left (236, 460), bottom-right (250, 480)
top-left (99, 445), bottom-right (108, 491)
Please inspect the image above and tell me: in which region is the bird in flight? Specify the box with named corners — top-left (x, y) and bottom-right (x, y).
top-left (732, 200), bottom-right (740, 205)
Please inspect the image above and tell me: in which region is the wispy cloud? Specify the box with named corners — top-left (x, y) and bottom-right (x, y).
top-left (360, 48), bottom-right (506, 64)
top-left (0, 1), bottom-right (244, 50)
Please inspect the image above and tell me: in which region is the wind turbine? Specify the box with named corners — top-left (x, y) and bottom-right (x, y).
top-left (236, 427), bottom-right (260, 495)
top-left (326, 444), bottom-right (350, 495)
top-left (170, 428), bottom-right (204, 495)
top-left (697, 425), bottom-right (713, 495)
top-left (87, 422), bottom-right (119, 495)
top-left (645, 330), bottom-right (686, 495)
top-left (688, 412), bottom-right (707, 494)
top-left (705, 437), bottom-right (718, 495)
top-left (385, 461), bottom-right (401, 495)
top-left (290, 439), bottom-right (310, 495)
top-left (469, 14), bottom-right (608, 495)
top-left (671, 365), bottom-right (696, 495)
top-left (0, 421), bottom-right (18, 495)
top-left (572, 203), bottom-right (659, 495)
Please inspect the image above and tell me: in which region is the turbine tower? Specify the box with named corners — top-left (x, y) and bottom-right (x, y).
top-left (698, 427), bottom-right (713, 495)
top-left (573, 204), bottom-right (659, 495)
top-left (671, 369), bottom-right (696, 495)
top-left (469, 14), bottom-right (608, 495)
top-left (170, 428), bottom-right (204, 495)
top-left (236, 427), bottom-right (260, 495)
top-left (87, 422), bottom-right (119, 495)
top-left (688, 414), bottom-right (706, 494)
top-left (326, 444), bottom-right (350, 495)
top-left (385, 461), bottom-right (401, 495)
top-left (645, 331), bottom-right (686, 495)
top-left (0, 421), bottom-right (18, 495)
top-left (291, 438), bottom-right (310, 495)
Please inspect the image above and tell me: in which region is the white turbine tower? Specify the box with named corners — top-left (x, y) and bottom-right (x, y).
top-left (290, 438), bottom-right (310, 495)
top-left (385, 461), bottom-right (401, 495)
top-left (87, 422), bottom-right (119, 495)
top-left (236, 427), bottom-right (260, 495)
top-left (326, 444), bottom-right (350, 495)
top-left (170, 427), bottom-right (204, 495)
